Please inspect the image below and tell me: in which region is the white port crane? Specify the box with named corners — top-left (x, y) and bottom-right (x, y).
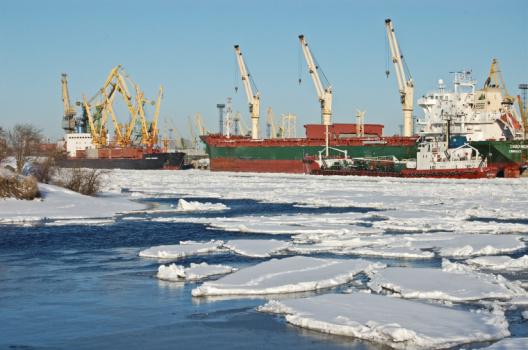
top-left (385, 18), bottom-right (414, 137)
top-left (234, 45), bottom-right (260, 139)
top-left (298, 34), bottom-right (333, 156)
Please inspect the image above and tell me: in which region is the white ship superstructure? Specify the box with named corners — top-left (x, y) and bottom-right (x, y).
top-left (417, 71), bottom-right (524, 141)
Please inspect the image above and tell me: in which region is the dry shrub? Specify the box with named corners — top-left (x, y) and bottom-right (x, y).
top-left (58, 168), bottom-right (106, 196)
top-left (0, 172), bottom-right (39, 200)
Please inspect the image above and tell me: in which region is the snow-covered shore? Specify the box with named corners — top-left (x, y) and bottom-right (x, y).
top-left (0, 183), bottom-right (144, 224)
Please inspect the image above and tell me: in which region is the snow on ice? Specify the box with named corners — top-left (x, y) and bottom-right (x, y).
top-left (175, 198), bottom-right (229, 212)
top-left (157, 262), bottom-right (236, 281)
top-left (222, 239), bottom-right (290, 258)
top-left (466, 255), bottom-right (528, 272)
top-left (367, 266), bottom-right (527, 302)
top-left (192, 256), bottom-right (384, 296)
top-left (259, 293), bottom-right (510, 349)
top-left (139, 240), bottom-right (225, 259)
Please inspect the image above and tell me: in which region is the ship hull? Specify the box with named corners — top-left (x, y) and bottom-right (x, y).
top-left (470, 140), bottom-right (528, 177)
top-left (203, 135), bottom-right (528, 177)
top-left (204, 135), bottom-right (418, 174)
top-left (57, 152), bottom-right (185, 170)
top-left (308, 166), bottom-right (496, 179)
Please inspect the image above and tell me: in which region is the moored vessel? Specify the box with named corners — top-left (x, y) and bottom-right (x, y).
top-left (303, 139), bottom-right (496, 179)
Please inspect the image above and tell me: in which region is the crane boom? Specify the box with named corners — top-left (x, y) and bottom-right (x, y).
top-left (234, 45), bottom-right (260, 139)
top-left (385, 18), bottom-right (414, 137)
top-left (61, 73), bottom-right (77, 132)
top-left (266, 107), bottom-right (276, 139)
top-left (298, 34), bottom-right (332, 156)
top-left (150, 85), bottom-right (163, 146)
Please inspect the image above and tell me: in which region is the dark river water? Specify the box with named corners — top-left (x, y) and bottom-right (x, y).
top-left (0, 197), bottom-right (526, 349)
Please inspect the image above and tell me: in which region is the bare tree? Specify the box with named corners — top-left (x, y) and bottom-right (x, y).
top-left (7, 124), bottom-right (43, 173)
top-left (0, 126), bottom-right (7, 162)
top-left (55, 168), bottom-right (107, 196)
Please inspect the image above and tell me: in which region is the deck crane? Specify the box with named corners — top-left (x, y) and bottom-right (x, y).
top-left (234, 45), bottom-right (260, 139)
top-left (61, 74), bottom-right (77, 133)
top-left (266, 107), bottom-right (277, 139)
top-left (298, 34), bottom-right (333, 156)
top-left (166, 118), bottom-right (184, 149)
top-left (385, 18), bottom-right (414, 137)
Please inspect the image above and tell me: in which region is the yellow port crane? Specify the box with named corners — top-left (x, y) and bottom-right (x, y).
top-left (61, 73), bottom-right (77, 132)
top-left (79, 65), bottom-right (163, 148)
top-left (135, 84), bottom-right (164, 148)
top-left (484, 58), bottom-right (523, 133)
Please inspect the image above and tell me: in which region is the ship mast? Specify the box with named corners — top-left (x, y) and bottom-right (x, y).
top-left (298, 34), bottom-right (333, 156)
top-left (385, 18), bottom-right (414, 137)
top-left (234, 45), bottom-right (260, 139)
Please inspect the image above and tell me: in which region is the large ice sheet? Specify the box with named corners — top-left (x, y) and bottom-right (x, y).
top-left (466, 255), bottom-right (528, 272)
top-left (192, 256), bottom-right (383, 296)
top-left (260, 293), bottom-right (509, 349)
top-left (367, 267), bottom-right (525, 302)
top-left (223, 239), bottom-right (290, 258)
top-left (157, 262), bottom-right (236, 281)
top-left (139, 240), bottom-right (225, 259)
top-left (103, 170), bottom-right (528, 221)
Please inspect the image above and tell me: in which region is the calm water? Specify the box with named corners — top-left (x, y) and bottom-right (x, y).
top-left (0, 198), bottom-right (525, 349)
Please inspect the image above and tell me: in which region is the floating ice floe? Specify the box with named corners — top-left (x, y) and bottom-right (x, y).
top-left (466, 255), bottom-right (528, 272)
top-left (222, 239), bottom-right (291, 258)
top-left (157, 262), bottom-right (236, 281)
top-left (483, 337), bottom-right (528, 349)
top-left (139, 240), bottom-right (225, 259)
top-left (191, 256), bottom-right (384, 297)
top-left (175, 198), bottom-right (229, 212)
top-left (407, 233), bottom-right (526, 258)
top-left (259, 293), bottom-right (509, 349)
top-left (289, 232), bottom-right (525, 259)
top-left (367, 265), bottom-right (527, 302)
top-left (350, 246), bottom-right (435, 259)
top-left (373, 216), bottom-right (528, 235)
top-left (44, 218), bottom-right (115, 226)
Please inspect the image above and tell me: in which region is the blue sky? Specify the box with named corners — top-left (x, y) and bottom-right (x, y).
top-left (0, 0), bottom-right (526, 140)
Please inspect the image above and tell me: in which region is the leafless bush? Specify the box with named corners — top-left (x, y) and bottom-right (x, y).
top-left (0, 127), bottom-right (7, 162)
top-left (7, 124), bottom-right (43, 173)
top-left (57, 168), bottom-right (107, 196)
top-left (0, 172), bottom-right (39, 200)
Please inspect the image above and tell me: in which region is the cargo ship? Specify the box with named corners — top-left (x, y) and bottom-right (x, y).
top-left (202, 124), bottom-right (418, 173)
top-left (57, 67), bottom-right (186, 170)
top-left (203, 71), bottom-right (527, 177)
top-left (303, 136), bottom-right (496, 179)
top-left (57, 133), bottom-right (185, 170)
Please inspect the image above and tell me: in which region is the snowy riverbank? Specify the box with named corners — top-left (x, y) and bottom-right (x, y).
top-left (0, 182), bottom-right (144, 224)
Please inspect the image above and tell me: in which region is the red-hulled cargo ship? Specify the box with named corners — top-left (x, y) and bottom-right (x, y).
top-left (202, 123), bottom-right (419, 173)
top-left (202, 122), bottom-right (527, 176)
top-left (303, 140), bottom-right (497, 179)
